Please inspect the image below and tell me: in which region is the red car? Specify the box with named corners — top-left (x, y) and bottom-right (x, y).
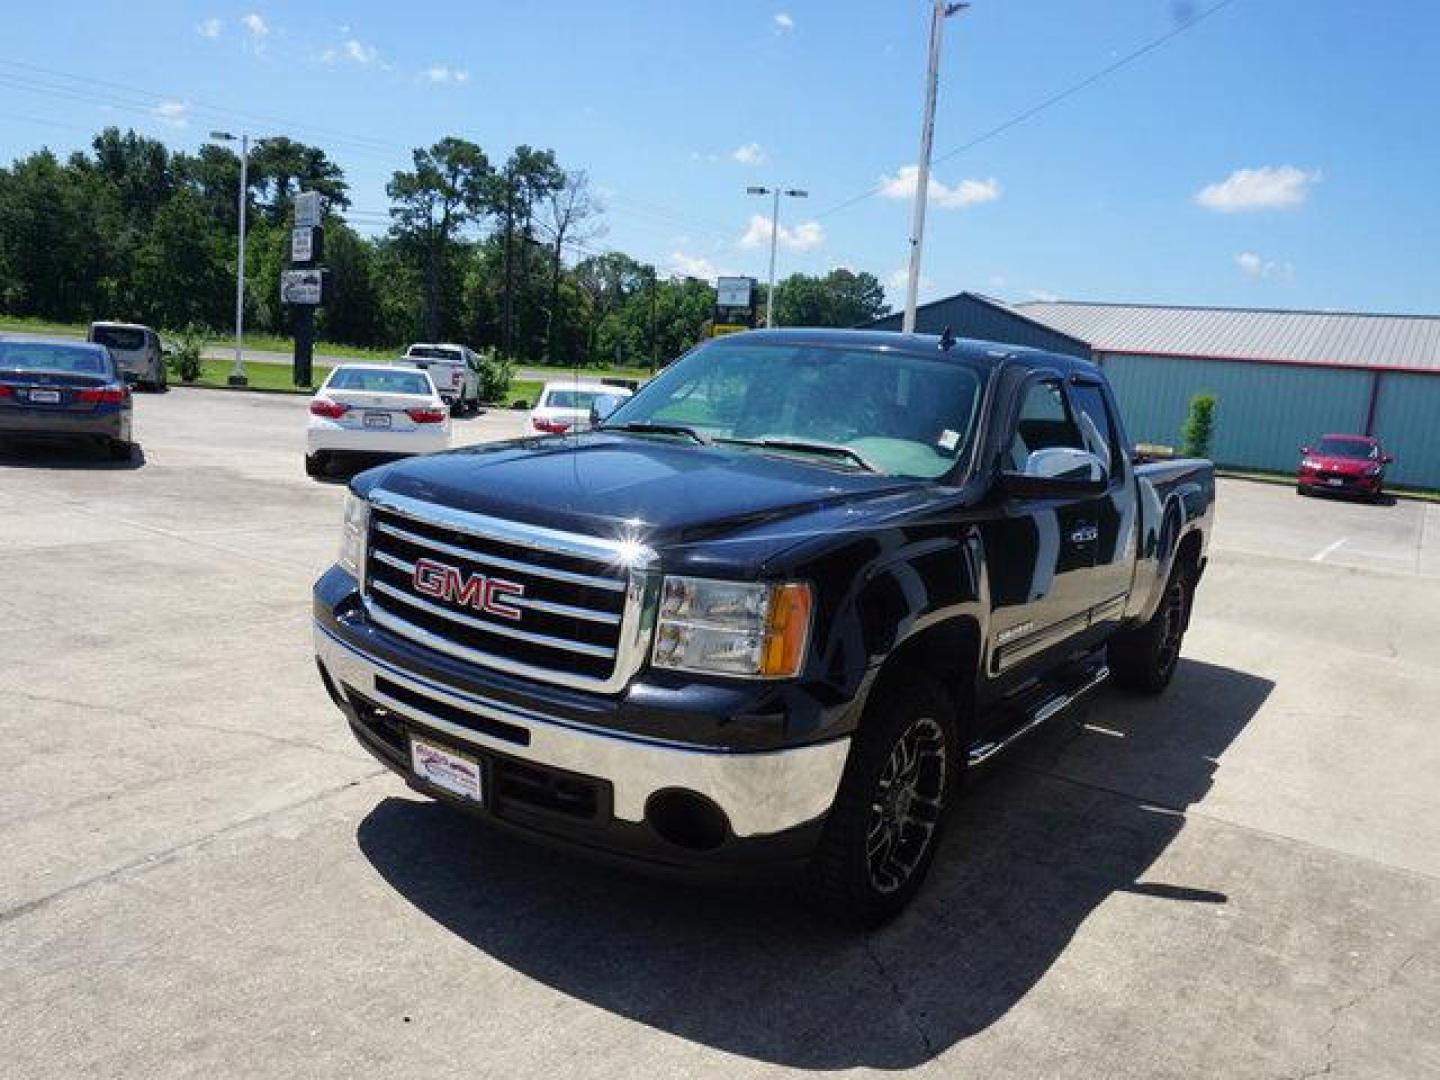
top-left (1296, 434), bottom-right (1392, 500)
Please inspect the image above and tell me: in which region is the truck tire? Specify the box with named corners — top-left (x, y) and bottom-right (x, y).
top-left (106, 438), bottom-right (133, 462)
top-left (806, 676), bottom-right (957, 928)
top-left (1108, 565), bottom-right (1193, 694)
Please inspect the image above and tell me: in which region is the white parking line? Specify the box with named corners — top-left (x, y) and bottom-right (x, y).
top-left (1310, 537), bottom-right (1348, 562)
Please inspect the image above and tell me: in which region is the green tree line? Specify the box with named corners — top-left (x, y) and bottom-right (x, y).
top-left (0, 127), bottom-right (890, 366)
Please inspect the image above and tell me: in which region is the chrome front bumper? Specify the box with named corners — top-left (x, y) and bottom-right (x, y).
top-left (314, 623), bottom-right (850, 838)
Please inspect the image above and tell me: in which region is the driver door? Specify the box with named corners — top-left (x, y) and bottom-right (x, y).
top-left (984, 375), bottom-right (1102, 675)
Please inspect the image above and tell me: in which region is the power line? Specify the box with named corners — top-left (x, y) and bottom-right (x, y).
top-left (0, 56), bottom-right (752, 253)
top-left (815, 0), bottom-right (1241, 220)
top-left (0, 57), bottom-right (410, 158)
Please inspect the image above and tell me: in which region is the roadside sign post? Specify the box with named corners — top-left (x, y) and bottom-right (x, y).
top-left (285, 192), bottom-right (325, 387)
top-left (713, 276), bottom-right (758, 337)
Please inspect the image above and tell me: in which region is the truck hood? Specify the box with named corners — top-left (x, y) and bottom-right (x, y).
top-left (357, 432), bottom-right (923, 549)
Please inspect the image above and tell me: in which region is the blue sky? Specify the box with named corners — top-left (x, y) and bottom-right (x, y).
top-left (2, 1), bottom-right (1437, 314)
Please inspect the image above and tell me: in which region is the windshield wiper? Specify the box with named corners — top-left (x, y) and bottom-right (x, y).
top-left (719, 437), bottom-right (881, 474)
top-left (601, 421), bottom-right (712, 445)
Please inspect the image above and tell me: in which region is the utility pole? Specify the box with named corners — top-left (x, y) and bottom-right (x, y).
top-left (902, 1), bottom-right (968, 334)
top-left (746, 185), bottom-right (808, 327)
top-left (210, 131), bottom-right (266, 385)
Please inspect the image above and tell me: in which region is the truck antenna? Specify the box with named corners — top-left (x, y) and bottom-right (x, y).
top-left (938, 325), bottom-right (957, 351)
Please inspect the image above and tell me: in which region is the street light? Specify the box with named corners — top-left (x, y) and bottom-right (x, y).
top-left (209, 131), bottom-right (268, 386)
top-left (746, 185), bottom-right (808, 328)
top-left (901, 1), bottom-right (968, 334)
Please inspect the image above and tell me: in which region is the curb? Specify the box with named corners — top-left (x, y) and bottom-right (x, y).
top-left (171, 382), bottom-right (314, 397)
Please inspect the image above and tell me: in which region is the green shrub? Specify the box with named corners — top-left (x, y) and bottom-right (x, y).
top-left (168, 323), bottom-right (207, 383)
top-left (475, 348), bottom-right (514, 403)
top-left (1181, 393), bottom-right (1217, 459)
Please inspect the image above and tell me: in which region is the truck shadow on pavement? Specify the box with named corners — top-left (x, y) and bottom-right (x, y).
top-left (0, 438), bottom-right (146, 469)
top-left (356, 658), bottom-right (1272, 1070)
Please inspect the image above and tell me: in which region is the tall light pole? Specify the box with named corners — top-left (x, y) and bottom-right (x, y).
top-left (902, 1), bottom-right (968, 334)
top-left (746, 185), bottom-right (808, 327)
top-left (209, 131), bottom-right (266, 386)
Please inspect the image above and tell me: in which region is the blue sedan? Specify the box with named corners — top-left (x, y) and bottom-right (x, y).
top-left (0, 338), bottom-right (135, 460)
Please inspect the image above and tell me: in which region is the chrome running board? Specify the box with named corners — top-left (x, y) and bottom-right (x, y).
top-left (968, 664), bottom-right (1110, 767)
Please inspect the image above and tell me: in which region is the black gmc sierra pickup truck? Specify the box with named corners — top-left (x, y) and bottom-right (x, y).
top-left (313, 328), bottom-right (1215, 925)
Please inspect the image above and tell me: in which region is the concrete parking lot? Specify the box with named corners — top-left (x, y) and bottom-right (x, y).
top-left (2, 389), bottom-right (1437, 1079)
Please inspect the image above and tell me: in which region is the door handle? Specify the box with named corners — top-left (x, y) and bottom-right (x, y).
top-left (1069, 525), bottom-right (1099, 544)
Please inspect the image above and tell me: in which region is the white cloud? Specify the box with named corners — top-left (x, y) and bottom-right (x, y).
top-left (344, 38), bottom-right (378, 64)
top-left (885, 267), bottom-right (937, 307)
top-left (1196, 165), bottom-right (1319, 212)
top-left (774, 12), bottom-right (795, 32)
top-left (423, 64), bottom-right (470, 84)
top-left (196, 17), bottom-right (222, 39)
top-left (1028, 289), bottom-right (1060, 302)
top-left (241, 12), bottom-right (268, 38)
top-left (324, 38), bottom-right (378, 65)
top-left (669, 251), bottom-right (733, 282)
top-left (732, 142), bottom-right (765, 166)
top-left (152, 100), bottom-right (189, 128)
top-left (877, 165), bottom-right (1002, 209)
top-left (738, 213), bottom-right (824, 252)
top-left (1235, 251), bottom-right (1263, 276)
top-left (1235, 251), bottom-right (1294, 280)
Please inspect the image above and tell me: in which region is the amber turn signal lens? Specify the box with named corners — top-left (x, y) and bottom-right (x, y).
top-left (759, 582), bottom-right (813, 678)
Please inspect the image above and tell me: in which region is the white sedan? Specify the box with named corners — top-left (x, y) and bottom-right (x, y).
top-left (528, 381), bottom-right (633, 435)
top-left (305, 364), bottom-right (450, 478)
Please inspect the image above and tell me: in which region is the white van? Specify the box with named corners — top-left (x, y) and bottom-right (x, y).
top-left (88, 322), bottom-right (166, 391)
top-left (396, 343), bottom-right (482, 415)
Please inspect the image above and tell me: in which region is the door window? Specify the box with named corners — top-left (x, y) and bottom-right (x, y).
top-left (1006, 378), bottom-right (1083, 471)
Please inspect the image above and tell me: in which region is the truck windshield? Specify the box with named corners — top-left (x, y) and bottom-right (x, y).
top-left (605, 341), bottom-right (983, 479)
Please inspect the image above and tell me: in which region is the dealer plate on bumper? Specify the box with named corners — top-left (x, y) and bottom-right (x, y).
top-left (410, 736), bottom-right (483, 803)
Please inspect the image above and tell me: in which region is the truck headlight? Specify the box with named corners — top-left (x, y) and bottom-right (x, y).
top-left (339, 492), bottom-right (370, 578)
top-left (652, 576), bottom-right (813, 679)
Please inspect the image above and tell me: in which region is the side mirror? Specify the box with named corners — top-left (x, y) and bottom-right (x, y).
top-left (1382, 453), bottom-right (1394, 464)
top-left (1301, 446), bottom-right (1312, 455)
top-left (1000, 447), bottom-right (1109, 498)
top-left (589, 393), bottom-right (626, 426)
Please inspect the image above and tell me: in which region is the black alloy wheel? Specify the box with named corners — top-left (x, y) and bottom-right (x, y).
top-left (866, 716), bottom-right (949, 896)
top-left (807, 676), bottom-right (958, 927)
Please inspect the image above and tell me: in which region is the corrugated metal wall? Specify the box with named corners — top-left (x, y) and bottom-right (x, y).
top-left (868, 295), bottom-right (1092, 360)
top-left (1102, 354), bottom-right (1375, 474)
top-left (1371, 372), bottom-right (1440, 488)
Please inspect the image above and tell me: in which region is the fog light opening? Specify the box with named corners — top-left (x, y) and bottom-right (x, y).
top-left (646, 789), bottom-right (730, 852)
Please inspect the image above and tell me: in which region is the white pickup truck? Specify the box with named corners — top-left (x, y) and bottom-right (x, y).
top-left (395, 343), bottom-right (482, 416)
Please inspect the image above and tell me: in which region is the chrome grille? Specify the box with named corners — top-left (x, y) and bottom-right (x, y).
top-left (362, 491), bottom-right (654, 692)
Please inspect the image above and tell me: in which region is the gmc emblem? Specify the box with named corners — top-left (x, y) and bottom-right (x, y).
top-left (411, 557), bottom-right (524, 621)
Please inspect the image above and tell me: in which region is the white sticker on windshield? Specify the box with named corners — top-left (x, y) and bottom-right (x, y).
top-left (938, 429), bottom-right (960, 451)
